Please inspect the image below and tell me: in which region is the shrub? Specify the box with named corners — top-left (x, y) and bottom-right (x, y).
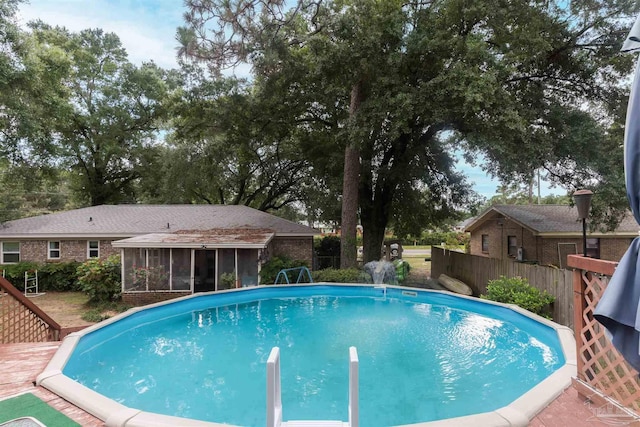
top-left (76, 255), bottom-right (122, 303)
top-left (220, 272), bottom-right (236, 290)
top-left (401, 231), bottom-right (468, 247)
top-left (312, 268), bottom-right (370, 283)
top-left (260, 256), bottom-right (309, 284)
top-left (82, 301), bottom-right (132, 323)
top-left (0, 261), bottom-right (80, 292)
top-left (481, 276), bottom-right (555, 319)
top-left (315, 236), bottom-right (341, 257)
top-left (39, 262), bottom-right (82, 291)
top-left (0, 262), bottom-right (39, 291)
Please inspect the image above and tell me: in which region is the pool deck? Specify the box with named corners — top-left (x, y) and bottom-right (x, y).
top-left (0, 342), bottom-right (102, 426)
top-left (1, 342), bottom-right (635, 427)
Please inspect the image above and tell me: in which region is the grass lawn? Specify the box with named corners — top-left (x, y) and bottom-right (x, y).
top-left (28, 292), bottom-right (94, 328)
top-left (403, 255), bottom-right (431, 272)
top-left (401, 255), bottom-right (431, 286)
top-left (29, 292), bottom-right (130, 327)
top-left (403, 244), bottom-right (432, 249)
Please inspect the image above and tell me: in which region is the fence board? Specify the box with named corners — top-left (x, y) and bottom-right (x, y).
top-left (431, 247), bottom-right (574, 328)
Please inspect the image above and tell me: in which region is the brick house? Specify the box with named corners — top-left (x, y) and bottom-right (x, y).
top-left (465, 205), bottom-right (638, 268)
top-left (0, 205), bottom-right (318, 304)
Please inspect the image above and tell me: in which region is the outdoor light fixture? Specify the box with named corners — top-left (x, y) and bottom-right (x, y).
top-left (573, 189), bottom-right (594, 257)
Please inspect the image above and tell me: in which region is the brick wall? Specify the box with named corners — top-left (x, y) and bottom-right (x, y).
top-left (269, 236), bottom-right (314, 267)
top-left (469, 220), bottom-right (505, 259)
top-left (540, 237), bottom-right (631, 265)
top-left (470, 221), bottom-right (632, 265)
top-left (600, 237), bottom-right (634, 261)
top-left (2, 239), bottom-right (120, 263)
top-left (122, 291), bottom-right (191, 306)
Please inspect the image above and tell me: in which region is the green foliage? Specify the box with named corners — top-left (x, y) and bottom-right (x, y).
top-left (144, 69), bottom-right (310, 212)
top-left (312, 268), bottom-right (370, 283)
top-left (180, 0), bottom-right (636, 265)
top-left (81, 308), bottom-right (110, 323)
top-left (314, 235), bottom-right (341, 257)
top-left (220, 272), bottom-right (236, 290)
top-left (81, 301), bottom-right (131, 323)
top-left (0, 261), bottom-right (80, 292)
top-left (76, 255), bottom-right (122, 303)
top-left (131, 265), bottom-right (169, 290)
top-left (38, 262), bottom-right (81, 291)
top-left (27, 25), bottom-right (170, 206)
top-left (259, 256), bottom-right (309, 285)
top-left (402, 232), bottom-right (468, 247)
top-left (0, 262), bottom-right (39, 291)
top-left (481, 276), bottom-right (555, 319)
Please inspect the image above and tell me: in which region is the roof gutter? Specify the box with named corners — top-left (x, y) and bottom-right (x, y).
top-left (111, 242), bottom-right (268, 249)
top-left (538, 232), bottom-right (639, 238)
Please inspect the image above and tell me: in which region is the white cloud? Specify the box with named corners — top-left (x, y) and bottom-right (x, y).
top-left (17, 0), bottom-right (182, 69)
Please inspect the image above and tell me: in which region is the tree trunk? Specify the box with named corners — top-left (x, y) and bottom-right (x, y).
top-left (360, 180), bottom-right (393, 263)
top-left (359, 132), bottom-right (411, 264)
top-left (340, 81), bottom-right (363, 269)
top-left (361, 207), bottom-right (387, 263)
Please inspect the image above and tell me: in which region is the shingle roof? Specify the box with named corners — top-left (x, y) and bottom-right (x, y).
top-left (466, 205), bottom-right (639, 235)
top-left (0, 205), bottom-right (318, 238)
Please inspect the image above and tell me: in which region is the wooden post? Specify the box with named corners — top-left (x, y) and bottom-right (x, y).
top-left (572, 267), bottom-right (585, 382)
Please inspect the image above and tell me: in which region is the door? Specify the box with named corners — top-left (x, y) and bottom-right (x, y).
top-left (194, 249), bottom-right (216, 292)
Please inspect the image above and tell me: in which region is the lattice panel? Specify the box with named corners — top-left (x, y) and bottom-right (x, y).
top-left (0, 288), bottom-right (54, 343)
top-left (579, 271), bottom-right (640, 414)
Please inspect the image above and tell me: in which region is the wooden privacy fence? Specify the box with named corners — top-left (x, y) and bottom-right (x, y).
top-left (431, 247), bottom-right (574, 327)
top-left (0, 276), bottom-right (61, 343)
top-left (567, 255), bottom-right (640, 418)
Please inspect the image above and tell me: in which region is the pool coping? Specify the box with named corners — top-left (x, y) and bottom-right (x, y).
top-left (36, 284), bottom-right (577, 427)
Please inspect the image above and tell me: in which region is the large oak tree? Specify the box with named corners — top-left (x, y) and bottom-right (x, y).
top-left (29, 24), bottom-right (170, 206)
top-left (179, 0), bottom-right (636, 263)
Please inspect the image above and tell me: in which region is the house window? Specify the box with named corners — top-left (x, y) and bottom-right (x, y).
top-left (88, 240), bottom-right (100, 258)
top-left (48, 241), bottom-right (61, 259)
top-left (481, 235), bottom-right (489, 253)
top-left (508, 236), bottom-right (517, 257)
top-left (586, 238), bottom-right (600, 259)
top-left (2, 242), bottom-right (20, 263)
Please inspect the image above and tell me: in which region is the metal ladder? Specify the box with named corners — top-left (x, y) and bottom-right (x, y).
top-left (24, 270), bottom-right (40, 296)
top-left (267, 346), bottom-right (358, 427)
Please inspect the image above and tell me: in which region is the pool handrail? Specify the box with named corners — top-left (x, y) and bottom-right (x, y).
top-left (267, 346), bottom-right (359, 427)
top-left (274, 266), bottom-right (313, 285)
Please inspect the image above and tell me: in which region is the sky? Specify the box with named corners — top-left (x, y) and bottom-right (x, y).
top-left (16, 0), bottom-right (560, 200)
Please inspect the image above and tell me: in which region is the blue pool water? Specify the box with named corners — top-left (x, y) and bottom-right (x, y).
top-left (63, 286), bottom-right (565, 426)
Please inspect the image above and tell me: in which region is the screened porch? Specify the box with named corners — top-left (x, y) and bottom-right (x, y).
top-left (112, 229), bottom-right (274, 293)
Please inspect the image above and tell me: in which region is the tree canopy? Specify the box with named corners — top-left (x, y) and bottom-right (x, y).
top-left (180, 0), bottom-right (637, 262)
top-left (32, 25), bottom-right (171, 205)
top-left (0, 0), bottom-right (637, 264)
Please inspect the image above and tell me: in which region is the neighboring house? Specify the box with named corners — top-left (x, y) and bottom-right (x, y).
top-left (0, 205), bottom-right (318, 304)
top-left (465, 205), bottom-right (639, 268)
top-left (453, 217), bottom-right (474, 233)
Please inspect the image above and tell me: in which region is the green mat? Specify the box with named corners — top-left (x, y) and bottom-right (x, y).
top-left (0, 393), bottom-right (80, 427)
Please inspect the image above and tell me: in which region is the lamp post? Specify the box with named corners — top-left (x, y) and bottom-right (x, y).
top-left (573, 189), bottom-right (594, 257)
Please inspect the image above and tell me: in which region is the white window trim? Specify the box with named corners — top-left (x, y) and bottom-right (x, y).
top-left (87, 240), bottom-right (100, 258)
top-left (48, 241), bottom-right (61, 260)
top-left (1, 241), bottom-right (20, 264)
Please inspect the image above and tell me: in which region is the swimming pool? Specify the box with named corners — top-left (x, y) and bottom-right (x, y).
top-left (37, 284), bottom-right (576, 426)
